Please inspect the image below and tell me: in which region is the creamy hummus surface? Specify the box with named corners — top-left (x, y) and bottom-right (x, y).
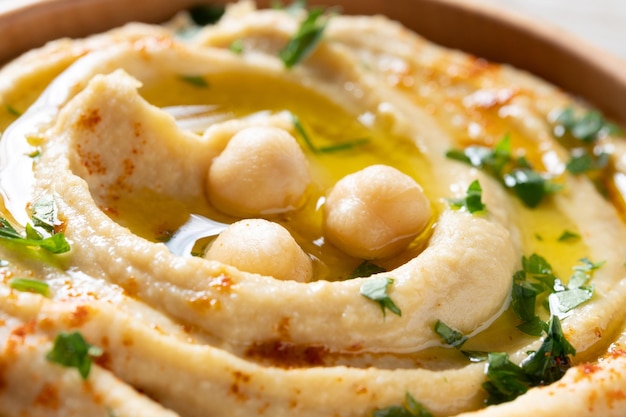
top-left (1, 1), bottom-right (626, 416)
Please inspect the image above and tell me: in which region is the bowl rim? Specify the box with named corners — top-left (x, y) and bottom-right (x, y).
top-left (1, 0), bottom-right (626, 125)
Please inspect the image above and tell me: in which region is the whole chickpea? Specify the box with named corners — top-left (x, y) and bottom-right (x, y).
top-left (323, 164), bottom-right (431, 259)
top-left (207, 126), bottom-right (310, 216)
top-left (205, 218), bottom-right (313, 282)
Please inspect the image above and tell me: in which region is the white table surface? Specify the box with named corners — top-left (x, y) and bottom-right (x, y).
top-left (0, 0), bottom-right (625, 62)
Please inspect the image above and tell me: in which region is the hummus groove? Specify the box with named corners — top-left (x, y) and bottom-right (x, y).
top-left (0, 2), bottom-right (626, 417)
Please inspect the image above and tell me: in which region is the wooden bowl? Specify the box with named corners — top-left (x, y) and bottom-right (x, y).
top-left (1, 0), bottom-right (626, 126)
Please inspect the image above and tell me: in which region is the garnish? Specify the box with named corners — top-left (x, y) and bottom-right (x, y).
top-left (434, 320), bottom-right (467, 348)
top-left (511, 254), bottom-right (601, 335)
top-left (446, 135), bottom-right (557, 208)
top-left (360, 277), bottom-right (401, 317)
top-left (31, 195), bottom-right (59, 234)
top-left (279, 6), bottom-right (329, 68)
top-left (9, 277), bottom-right (50, 297)
top-left (292, 114), bottom-right (370, 153)
top-left (448, 179), bottom-right (486, 214)
top-left (348, 261), bottom-right (386, 279)
top-left (483, 316), bottom-right (575, 405)
top-left (178, 75), bottom-right (209, 88)
top-left (272, 0), bottom-right (308, 14)
top-left (229, 39), bottom-right (244, 54)
top-left (548, 258), bottom-right (602, 319)
top-left (557, 230), bottom-right (581, 242)
top-left (46, 331), bottom-right (103, 379)
top-left (5, 104), bottom-right (21, 117)
top-left (373, 392), bottom-right (434, 417)
top-left (0, 217), bottom-right (70, 254)
top-left (187, 4), bottom-right (225, 26)
top-left (553, 107), bottom-right (621, 143)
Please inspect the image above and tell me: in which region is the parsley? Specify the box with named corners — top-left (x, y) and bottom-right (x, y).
top-left (0, 217), bottom-right (70, 254)
top-left (178, 75), bottom-right (209, 88)
top-left (449, 179), bottom-right (485, 214)
top-left (9, 278), bottom-right (50, 297)
top-left (557, 230), bottom-right (580, 242)
top-left (229, 39), bottom-right (244, 54)
top-left (565, 149), bottom-right (608, 175)
top-left (31, 196), bottom-right (58, 234)
top-left (5, 104), bottom-right (21, 117)
top-left (446, 136), bottom-right (557, 208)
top-left (272, 0), bottom-right (308, 14)
top-left (483, 316), bottom-right (575, 405)
top-left (434, 320), bottom-right (467, 348)
top-left (46, 331), bottom-right (103, 379)
top-left (348, 261), bottom-right (386, 279)
top-left (373, 393), bottom-right (434, 417)
top-left (511, 254), bottom-right (557, 336)
top-left (553, 107), bottom-right (621, 143)
top-left (512, 255), bottom-right (600, 334)
top-left (292, 114), bottom-right (369, 153)
top-left (360, 277), bottom-right (401, 317)
top-left (187, 4), bottom-right (225, 26)
top-left (279, 7), bottom-right (329, 68)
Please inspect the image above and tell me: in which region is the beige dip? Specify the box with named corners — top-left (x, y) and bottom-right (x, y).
top-left (1, 2), bottom-right (626, 416)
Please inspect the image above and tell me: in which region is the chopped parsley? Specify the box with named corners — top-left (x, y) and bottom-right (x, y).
top-left (348, 260), bottom-right (386, 279)
top-left (279, 6), bottom-right (329, 68)
top-left (292, 114), bottom-right (369, 153)
top-left (46, 331), bottom-right (103, 379)
top-left (512, 254), bottom-right (601, 335)
top-left (178, 75), bottom-right (209, 88)
top-left (557, 230), bottom-right (581, 242)
top-left (0, 217), bottom-right (70, 254)
top-left (553, 107), bottom-right (621, 143)
top-left (449, 179), bottom-right (486, 214)
top-left (360, 277), bottom-right (401, 317)
top-left (446, 136), bottom-right (558, 208)
top-left (434, 320), bottom-right (467, 348)
top-left (373, 392), bottom-right (434, 417)
top-left (9, 277), bottom-right (50, 297)
top-left (31, 195), bottom-right (59, 234)
top-left (5, 104), bottom-right (21, 117)
top-left (229, 39), bottom-right (244, 54)
top-left (187, 4), bottom-right (225, 26)
top-left (483, 315), bottom-right (575, 405)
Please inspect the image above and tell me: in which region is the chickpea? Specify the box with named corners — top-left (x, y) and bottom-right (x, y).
top-left (205, 218), bottom-right (313, 282)
top-left (323, 165), bottom-right (431, 259)
top-left (207, 126), bottom-right (310, 216)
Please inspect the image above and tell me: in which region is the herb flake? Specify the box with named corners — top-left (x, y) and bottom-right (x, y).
top-left (373, 392), bottom-right (434, 417)
top-left (434, 320), bottom-right (467, 348)
top-left (9, 278), bottom-right (50, 297)
top-left (360, 277), bottom-right (401, 317)
top-left (449, 179), bottom-right (485, 214)
top-left (279, 7), bottom-right (328, 68)
top-left (46, 331), bottom-right (103, 379)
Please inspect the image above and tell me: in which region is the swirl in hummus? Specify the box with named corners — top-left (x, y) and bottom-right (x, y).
top-left (1, 2), bottom-right (626, 417)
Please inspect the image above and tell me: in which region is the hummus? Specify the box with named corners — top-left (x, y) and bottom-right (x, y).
top-left (1, 2), bottom-right (626, 416)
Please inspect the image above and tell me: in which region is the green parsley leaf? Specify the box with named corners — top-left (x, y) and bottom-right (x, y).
top-left (503, 168), bottom-right (548, 208)
top-left (31, 195), bottom-right (58, 234)
top-left (446, 136), bottom-right (557, 208)
top-left (434, 320), bottom-right (467, 348)
top-left (0, 217), bottom-right (70, 254)
top-left (521, 316), bottom-right (575, 385)
top-left (279, 7), bottom-right (328, 68)
top-left (5, 104), bottom-right (21, 117)
top-left (482, 352), bottom-right (530, 405)
top-left (449, 179), bottom-right (486, 214)
top-left (291, 114), bottom-right (369, 154)
top-left (187, 4), bottom-right (225, 26)
top-left (348, 261), bottom-right (386, 279)
top-left (565, 152), bottom-right (594, 174)
top-left (178, 75), bottom-right (209, 88)
top-left (373, 393), bottom-right (433, 417)
top-left (229, 39), bottom-right (244, 54)
top-left (46, 331), bottom-right (103, 379)
top-left (360, 277), bottom-right (401, 317)
top-left (9, 278), bottom-right (50, 297)
top-left (557, 230), bottom-right (580, 242)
